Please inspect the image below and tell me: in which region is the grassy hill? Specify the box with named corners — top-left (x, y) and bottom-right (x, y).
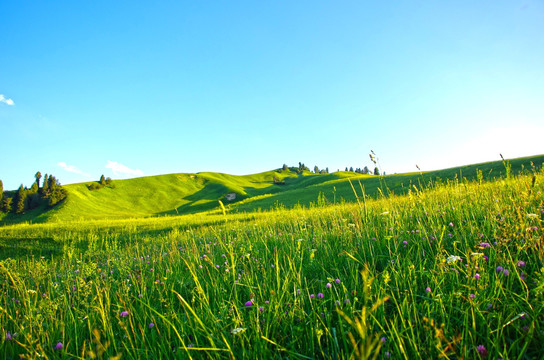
top-left (1, 154), bottom-right (543, 224)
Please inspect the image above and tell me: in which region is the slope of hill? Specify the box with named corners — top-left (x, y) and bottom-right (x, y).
top-left (1, 154), bottom-right (543, 224)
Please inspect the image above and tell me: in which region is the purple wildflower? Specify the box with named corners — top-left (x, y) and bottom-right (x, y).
top-left (259, 306), bottom-right (263, 312)
top-left (317, 293), bottom-right (324, 299)
top-left (326, 282), bottom-right (332, 289)
top-left (470, 293), bottom-right (475, 299)
top-left (310, 294), bottom-right (315, 299)
top-left (425, 287), bottom-right (431, 293)
top-left (474, 273), bottom-right (480, 280)
top-left (479, 242), bottom-right (491, 248)
top-left (476, 345), bottom-right (487, 357)
top-left (380, 336), bottom-right (387, 343)
top-left (149, 323), bottom-right (155, 328)
top-left (5, 332), bottom-right (12, 341)
top-left (503, 269), bottom-right (509, 276)
top-left (496, 266), bottom-right (503, 272)
top-left (55, 342), bottom-right (63, 350)
top-left (120, 311), bottom-right (129, 317)
top-left (517, 261), bottom-right (526, 267)
top-left (402, 240), bottom-right (408, 245)
top-left (244, 300), bottom-right (253, 307)
top-left (335, 278), bottom-right (341, 284)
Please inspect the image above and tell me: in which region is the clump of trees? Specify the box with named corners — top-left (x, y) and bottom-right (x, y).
top-left (87, 175), bottom-right (113, 191)
top-left (0, 172), bottom-right (67, 214)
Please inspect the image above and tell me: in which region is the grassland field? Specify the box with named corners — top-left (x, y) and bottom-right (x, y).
top-left (0, 155), bottom-right (543, 359)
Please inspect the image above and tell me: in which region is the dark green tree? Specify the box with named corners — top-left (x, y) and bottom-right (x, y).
top-left (0, 179), bottom-right (3, 209)
top-left (14, 184), bottom-right (27, 214)
top-left (35, 171), bottom-right (42, 188)
top-left (282, 164), bottom-right (289, 171)
top-left (374, 167), bottom-right (380, 176)
top-left (314, 165), bottom-right (319, 173)
top-left (42, 174), bottom-right (49, 195)
top-left (2, 197), bottom-right (12, 213)
top-left (363, 166), bottom-right (370, 174)
top-left (100, 175), bottom-right (106, 186)
top-left (349, 167), bottom-right (354, 172)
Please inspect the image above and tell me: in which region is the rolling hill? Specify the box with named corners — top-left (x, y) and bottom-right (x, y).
top-left (1, 154), bottom-right (543, 224)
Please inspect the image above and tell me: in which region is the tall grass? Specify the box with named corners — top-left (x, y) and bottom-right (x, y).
top-left (1, 169), bottom-right (543, 359)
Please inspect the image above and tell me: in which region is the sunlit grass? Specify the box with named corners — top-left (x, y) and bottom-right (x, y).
top-left (1, 168), bottom-right (543, 359)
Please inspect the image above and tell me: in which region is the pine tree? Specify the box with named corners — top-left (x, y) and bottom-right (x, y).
top-left (363, 166), bottom-right (370, 174)
top-left (2, 197), bottom-right (12, 213)
top-left (100, 175), bottom-right (106, 186)
top-left (35, 171), bottom-right (42, 188)
top-left (0, 179), bottom-right (3, 209)
top-left (42, 174), bottom-right (49, 195)
top-left (314, 165), bottom-right (319, 173)
top-left (14, 185), bottom-right (27, 214)
top-left (374, 167), bottom-right (380, 176)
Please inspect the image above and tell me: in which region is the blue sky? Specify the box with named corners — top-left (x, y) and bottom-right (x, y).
top-left (1, 1), bottom-right (543, 190)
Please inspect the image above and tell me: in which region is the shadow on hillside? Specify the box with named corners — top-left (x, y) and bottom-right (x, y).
top-left (0, 237), bottom-right (63, 260)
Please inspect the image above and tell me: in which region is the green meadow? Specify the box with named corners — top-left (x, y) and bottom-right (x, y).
top-left (1, 155), bottom-right (544, 359)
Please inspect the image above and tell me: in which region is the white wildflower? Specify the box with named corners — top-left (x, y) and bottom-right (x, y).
top-left (446, 255), bottom-right (462, 263)
top-left (231, 327), bottom-right (247, 335)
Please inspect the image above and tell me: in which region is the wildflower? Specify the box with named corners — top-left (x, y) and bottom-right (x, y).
top-left (446, 255), bottom-right (462, 263)
top-left (425, 287), bottom-right (431, 293)
top-left (503, 269), bottom-right (509, 276)
top-left (478, 242), bottom-right (491, 248)
top-left (335, 278), bottom-right (341, 284)
top-left (310, 294), bottom-right (315, 299)
top-left (120, 311), bottom-right (129, 317)
top-left (259, 306), bottom-right (263, 312)
top-left (149, 323), bottom-right (154, 328)
top-left (517, 261), bottom-right (526, 267)
top-left (402, 240), bottom-right (408, 245)
top-left (317, 293), bottom-right (324, 299)
top-left (476, 344), bottom-right (488, 357)
top-left (5, 332), bottom-right (12, 341)
top-left (474, 273), bottom-right (480, 280)
top-left (326, 283), bottom-right (332, 289)
top-left (470, 293), bottom-right (475, 299)
top-left (449, 222), bottom-right (454, 227)
top-left (385, 351), bottom-right (391, 358)
top-left (231, 327), bottom-right (247, 335)
top-left (55, 342), bottom-right (63, 350)
top-left (244, 300), bottom-right (253, 307)
top-left (344, 299), bottom-right (350, 304)
top-left (380, 336), bottom-right (387, 343)
top-left (496, 266), bottom-right (503, 272)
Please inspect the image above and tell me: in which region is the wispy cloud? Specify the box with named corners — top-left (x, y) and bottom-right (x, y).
top-left (0, 94), bottom-right (14, 106)
top-left (106, 161), bottom-right (144, 177)
top-left (57, 162), bottom-right (91, 177)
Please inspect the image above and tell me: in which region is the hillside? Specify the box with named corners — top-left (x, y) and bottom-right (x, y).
top-left (1, 154), bottom-right (543, 224)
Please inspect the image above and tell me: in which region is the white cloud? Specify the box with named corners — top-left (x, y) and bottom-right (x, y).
top-left (106, 161), bottom-right (144, 177)
top-left (57, 162), bottom-right (91, 177)
top-left (0, 94), bottom-right (14, 106)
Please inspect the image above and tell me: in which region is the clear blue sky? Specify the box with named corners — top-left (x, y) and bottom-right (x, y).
top-left (1, 1), bottom-right (543, 190)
